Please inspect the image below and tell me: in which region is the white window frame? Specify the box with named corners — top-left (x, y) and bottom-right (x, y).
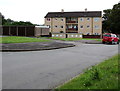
top-left (87, 18), bottom-right (90, 21)
top-left (61, 18), bottom-right (63, 21)
top-left (80, 18), bottom-right (84, 21)
top-left (55, 25), bottom-right (57, 28)
top-left (61, 26), bottom-right (63, 28)
top-left (94, 18), bottom-right (100, 22)
top-left (80, 25), bottom-right (83, 29)
top-left (47, 18), bottom-right (50, 21)
top-left (87, 25), bottom-right (90, 28)
top-left (94, 25), bottom-right (99, 29)
top-left (55, 18), bottom-right (57, 20)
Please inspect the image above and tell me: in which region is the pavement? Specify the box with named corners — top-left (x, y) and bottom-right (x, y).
top-left (2, 42), bottom-right (118, 89)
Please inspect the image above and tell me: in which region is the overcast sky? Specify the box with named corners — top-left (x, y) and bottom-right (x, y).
top-left (0, 0), bottom-right (119, 25)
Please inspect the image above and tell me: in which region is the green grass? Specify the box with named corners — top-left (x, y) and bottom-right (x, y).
top-left (46, 37), bottom-right (102, 41)
top-left (57, 54), bottom-right (119, 89)
top-left (0, 36), bottom-right (51, 43)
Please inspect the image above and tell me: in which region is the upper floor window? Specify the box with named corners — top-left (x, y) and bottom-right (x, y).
top-left (80, 25), bottom-right (83, 29)
top-left (61, 26), bottom-right (63, 28)
top-left (47, 18), bottom-right (50, 21)
top-left (55, 25), bottom-right (57, 28)
top-left (80, 18), bottom-right (84, 21)
top-left (55, 18), bottom-right (57, 20)
top-left (87, 18), bottom-right (90, 21)
top-left (94, 25), bottom-right (99, 29)
top-left (87, 25), bottom-right (90, 28)
top-left (61, 19), bottom-right (63, 21)
top-left (94, 18), bottom-right (100, 22)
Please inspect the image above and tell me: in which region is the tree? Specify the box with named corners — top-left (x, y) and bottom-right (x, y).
top-left (103, 2), bottom-right (120, 34)
top-left (102, 9), bottom-right (112, 33)
top-left (0, 13), bottom-right (7, 25)
top-left (0, 13), bottom-right (35, 26)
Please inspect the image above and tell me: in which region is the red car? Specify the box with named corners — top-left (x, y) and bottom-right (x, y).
top-left (102, 33), bottom-right (119, 44)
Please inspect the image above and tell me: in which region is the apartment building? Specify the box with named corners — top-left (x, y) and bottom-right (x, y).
top-left (44, 10), bottom-right (102, 36)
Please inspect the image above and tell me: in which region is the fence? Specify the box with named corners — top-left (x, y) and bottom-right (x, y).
top-left (83, 35), bottom-right (101, 38)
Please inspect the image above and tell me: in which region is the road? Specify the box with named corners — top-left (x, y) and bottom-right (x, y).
top-left (2, 42), bottom-right (118, 89)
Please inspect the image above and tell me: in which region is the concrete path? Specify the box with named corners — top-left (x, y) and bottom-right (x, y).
top-left (2, 42), bottom-right (118, 89)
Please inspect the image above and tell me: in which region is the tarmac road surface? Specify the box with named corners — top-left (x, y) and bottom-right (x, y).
top-left (2, 43), bottom-right (118, 89)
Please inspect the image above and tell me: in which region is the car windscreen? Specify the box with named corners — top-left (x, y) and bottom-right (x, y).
top-left (103, 35), bottom-right (111, 37)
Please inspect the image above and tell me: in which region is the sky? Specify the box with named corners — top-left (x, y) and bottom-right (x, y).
top-left (0, 0), bottom-right (119, 25)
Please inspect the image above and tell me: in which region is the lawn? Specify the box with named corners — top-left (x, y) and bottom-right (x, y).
top-left (57, 54), bottom-right (119, 89)
top-left (47, 37), bottom-right (102, 41)
top-left (0, 36), bottom-right (50, 43)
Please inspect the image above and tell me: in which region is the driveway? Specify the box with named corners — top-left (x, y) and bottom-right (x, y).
top-left (2, 42), bottom-right (118, 89)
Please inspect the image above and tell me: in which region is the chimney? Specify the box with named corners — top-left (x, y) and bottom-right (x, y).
top-left (61, 9), bottom-right (64, 13)
top-left (85, 8), bottom-right (87, 12)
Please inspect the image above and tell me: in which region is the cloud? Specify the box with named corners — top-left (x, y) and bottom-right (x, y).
top-left (0, 0), bottom-right (119, 24)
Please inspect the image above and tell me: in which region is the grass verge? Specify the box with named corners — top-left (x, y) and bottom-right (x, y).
top-left (46, 37), bottom-right (102, 41)
top-left (0, 36), bottom-right (51, 43)
top-left (57, 54), bottom-right (119, 89)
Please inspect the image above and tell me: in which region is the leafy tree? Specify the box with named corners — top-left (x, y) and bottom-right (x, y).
top-left (103, 2), bottom-right (120, 34)
top-left (0, 13), bottom-right (7, 25)
top-left (0, 13), bottom-right (35, 26)
top-left (102, 9), bottom-right (112, 33)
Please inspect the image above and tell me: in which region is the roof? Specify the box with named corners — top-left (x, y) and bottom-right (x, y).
top-left (44, 11), bottom-right (102, 18)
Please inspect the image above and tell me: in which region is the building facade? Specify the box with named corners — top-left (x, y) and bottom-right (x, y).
top-left (44, 10), bottom-right (102, 36)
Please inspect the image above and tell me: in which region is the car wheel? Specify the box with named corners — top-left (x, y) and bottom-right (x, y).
top-left (102, 41), bottom-right (105, 44)
top-left (111, 40), bottom-right (114, 44)
top-left (117, 41), bottom-right (119, 44)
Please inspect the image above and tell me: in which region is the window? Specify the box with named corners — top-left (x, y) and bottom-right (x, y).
top-left (61, 26), bottom-right (63, 28)
top-left (47, 25), bottom-right (50, 28)
top-left (80, 25), bottom-right (83, 29)
top-left (71, 35), bottom-right (74, 37)
top-left (94, 33), bottom-right (99, 35)
top-left (47, 18), bottom-right (50, 21)
top-left (80, 18), bottom-right (84, 21)
top-left (94, 25), bottom-right (99, 29)
top-left (94, 18), bottom-right (100, 22)
top-left (87, 18), bottom-right (90, 21)
top-left (87, 33), bottom-right (90, 35)
top-left (75, 35), bottom-right (78, 37)
top-left (61, 19), bottom-right (63, 21)
top-left (111, 34), bottom-right (117, 37)
top-left (55, 25), bottom-right (57, 28)
top-left (52, 35), bottom-right (55, 37)
top-left (87, 25), bottom-right (90, 28)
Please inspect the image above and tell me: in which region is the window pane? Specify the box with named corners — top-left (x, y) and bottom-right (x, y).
top-left (87, 18), bottom-right (90, 20)
top-left (80, 18), bottom-right (84, 21)
top-left (80, 25), bottom-right (83, 28)
top-left (94, 18), bottom-right (100, 22)
top-left (61, 26), bottom-right (63, 28)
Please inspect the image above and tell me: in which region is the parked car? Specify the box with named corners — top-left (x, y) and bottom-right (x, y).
top-left (102, 33), bottom-right (119, 44)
